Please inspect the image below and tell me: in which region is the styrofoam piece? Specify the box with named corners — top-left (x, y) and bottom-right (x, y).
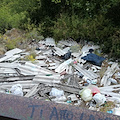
top-left (45, 38), bottom-right (56, 46)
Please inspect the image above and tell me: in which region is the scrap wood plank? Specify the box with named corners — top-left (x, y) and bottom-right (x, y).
top-left (100, 63), bottom-right (118, 86)
top-left (73, 64), bottom-right (98, 80)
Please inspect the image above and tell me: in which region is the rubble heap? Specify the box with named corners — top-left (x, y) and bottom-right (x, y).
top-left (0, 38), bottom-right (120, 116)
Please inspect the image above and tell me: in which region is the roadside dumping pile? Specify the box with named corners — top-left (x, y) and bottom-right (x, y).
top-left (0, 37), bottom-right (120, 116)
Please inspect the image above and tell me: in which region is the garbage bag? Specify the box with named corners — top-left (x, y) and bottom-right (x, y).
top-left (49, 88), bottom-right (64, 98)
top-left (93, 93), bottom-right (106, 106)
top-left (81, 53), bottom-right (105, 66)
top-left (88, 85), bottom-right (100, 96)
top-left (10, 84), bottom-right (23, 96)
top-left (80, 88), bottom-right (92, 101)
top-left (80, 85), bottom-right (100, 101)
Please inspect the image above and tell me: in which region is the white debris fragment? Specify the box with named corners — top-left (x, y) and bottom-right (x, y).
top-left (10, 84), bottom-right (23, 96)
top-left (49, 88), bottom-right (64, 97)
top-left (55, 58), bottom-right (73, 73)
top-left (93, 93), bottom-right (106, 106)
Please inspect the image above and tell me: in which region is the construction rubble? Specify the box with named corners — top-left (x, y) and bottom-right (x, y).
top-left (0, 38), bottom-right (120, 116)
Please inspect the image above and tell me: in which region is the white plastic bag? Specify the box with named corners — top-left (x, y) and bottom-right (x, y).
top-left (10, 84), bottom-right (23, 96)
top-left (49, 88), bottom-right (64, 98)
top-left (80, 88), bottom-right (92, 101)
top-left (93, 93), bottom-right (106, 106)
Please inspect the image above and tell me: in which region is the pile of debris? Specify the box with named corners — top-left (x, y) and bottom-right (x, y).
top-left (0, 38), bottom-right (120, 116)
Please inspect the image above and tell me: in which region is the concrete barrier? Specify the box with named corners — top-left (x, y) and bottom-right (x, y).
top-left (0, 93), bottom-right (120, 120)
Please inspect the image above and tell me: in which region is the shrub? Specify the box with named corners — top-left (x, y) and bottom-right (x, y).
top-left (5, 37), bottom-right (21, 50)
top-left (53, 14), bottom-right (81, 41)
top-left (53, 13), bottom-right (114, 43)
top-left (110, 30), bottom-right (120, 58)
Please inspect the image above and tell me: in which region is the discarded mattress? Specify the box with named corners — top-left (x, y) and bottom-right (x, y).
top-left (81, 53), bottom-right (105, 66)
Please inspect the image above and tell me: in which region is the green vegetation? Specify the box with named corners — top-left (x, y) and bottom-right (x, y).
top-left (0, 0), bottom-right (120, 59)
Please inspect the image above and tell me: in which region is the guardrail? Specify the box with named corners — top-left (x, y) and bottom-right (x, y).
top-left (0, 93), bottom-right (120, 120)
